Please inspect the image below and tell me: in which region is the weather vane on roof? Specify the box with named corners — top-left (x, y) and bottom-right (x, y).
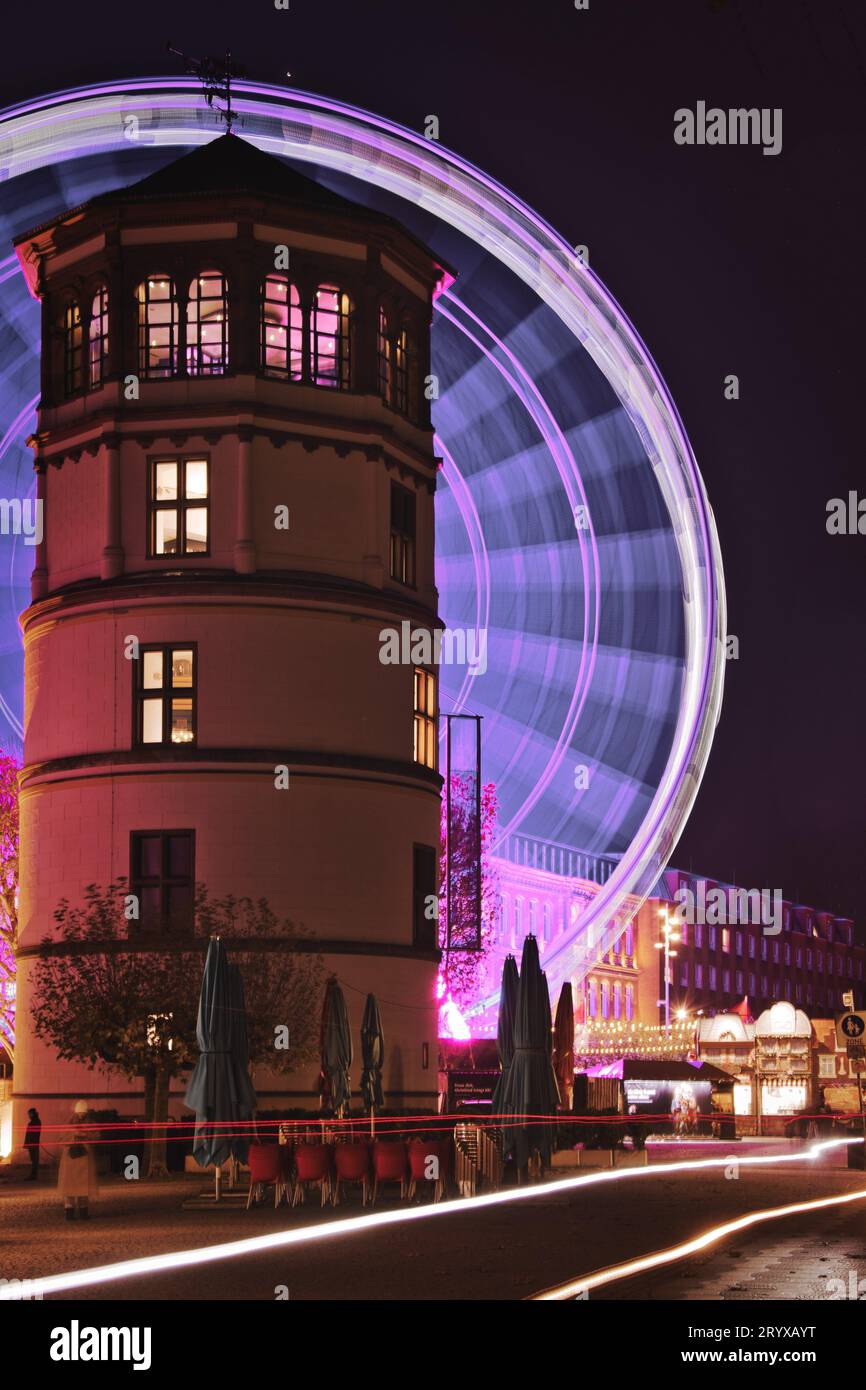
top-left (166, 43), bottom-right (244, 134)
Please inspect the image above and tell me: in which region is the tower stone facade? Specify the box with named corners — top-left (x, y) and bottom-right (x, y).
top-left (13, 135), bottom-right (446, 1128)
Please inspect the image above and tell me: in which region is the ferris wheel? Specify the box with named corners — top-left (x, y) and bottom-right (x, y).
top-left (0, 79), bottom-right (726, 1001)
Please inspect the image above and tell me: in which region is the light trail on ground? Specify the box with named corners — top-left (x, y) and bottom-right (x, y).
top-left (2, 1137), bottom-right (861, 1301)
top-left (530, 1185), bottom-right (866, 1300)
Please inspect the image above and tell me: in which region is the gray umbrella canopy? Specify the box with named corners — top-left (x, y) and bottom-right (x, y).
top-left (499, 935), bottom-right (561, 1169)
top-left (185, 939), bottom-right (257, 1169)
top-left (360, 993), bottom-right (385, 1113)
top-left (491, 954), bottom-right (519, 1121)
top-left (319, 977), bottom-right (353, 1116)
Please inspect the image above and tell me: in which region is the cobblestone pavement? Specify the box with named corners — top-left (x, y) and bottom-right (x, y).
top-left (592, 1201), bottom-right (866, 1300)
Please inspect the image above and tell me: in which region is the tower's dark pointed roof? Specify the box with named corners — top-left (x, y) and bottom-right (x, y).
top-left (16, 134), bottom-right (446, 259)
top-left (90, 133), bottom-right (363, 215)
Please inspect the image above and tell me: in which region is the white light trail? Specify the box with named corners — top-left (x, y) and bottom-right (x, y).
top-left (2, 1137), bottom-right (861, 1301)
top-left (532, 1184), bottom-right (866, 1300)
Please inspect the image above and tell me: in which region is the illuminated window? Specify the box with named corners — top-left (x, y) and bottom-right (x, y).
top-left (413, 667), bottom-right (437, 770)
top-left (542, 903), bottom-right (551, 943)
top-left (377, 306), bottom-right (392, 401)
top-left (694, 922), bottom-right (703, 947)
top-left (148, 458), bottom-right (209, 556)
top-left (135, 645), bottom-right (196, 747)
top-left (588, 978), bottom-right (598, 1019)
top-left (130, 831), bottom-right (194, 933)
top-left (695, 963), bottom-right (703, 988)
top-left (613, 982), bottom-right (622, 1019)
top-left (187, 272), bottom-right (228, 376)
top-left (390, 482), bottom-right (416, 586)
top-left (395, 326), bottom-right (412, 415)
top-left (137, 277), bottom-right (178, 378)
top-left (748, 935), bottom-right (756, 958)
top-left (312, 284), bottom-right (351, 388)
top-left (722, 968), bottom-right (730, 992)
top-left (735, 970), bottom-right (743, 992)
top-left (722, 927), bottom-right (731, 953)
top-left (680, 960), bottom-right (689, 987)
top-left (261, 276), bottom-right (302, 379)
top-left (63, 301), bottom-right (83, 395)
top-left (600, 980), bottom-right (610, 1018)
top-left (625, 984), bottom-right (634, 1020)
top-left (88, 286), bottom-right (109, 389)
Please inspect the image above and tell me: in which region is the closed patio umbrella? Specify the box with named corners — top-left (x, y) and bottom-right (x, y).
top-left (320, 977), bottom-right (353, 1118)
top-left (552, 981), bottom-right (575, 1113)
top-left (491, 954), bottom-right (519, 1125)
top-left (499, 935), bottom-right (560, 1171)
top-left (185, 938), bottom-right (256, 1199)
top-left (360, 993), bottom-right (385, 1135)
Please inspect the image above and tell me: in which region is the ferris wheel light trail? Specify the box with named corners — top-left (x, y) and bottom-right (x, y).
top-left (2, 1138), bottom-right (859, 1302)
top-left (531, 1183), bottom-right (866, 1301)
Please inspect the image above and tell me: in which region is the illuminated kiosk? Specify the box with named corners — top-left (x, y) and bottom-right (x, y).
top-left (13, 133), bottom-right (448, 1129)
top-left (753, 1002), bottom-right (813, 1133)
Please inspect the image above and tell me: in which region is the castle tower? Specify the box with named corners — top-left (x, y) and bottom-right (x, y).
top-left (13, 135), bottom-right (446, 1126)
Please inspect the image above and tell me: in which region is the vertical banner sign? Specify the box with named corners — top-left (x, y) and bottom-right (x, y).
top-left (445, 714), bottom-right (482, 952)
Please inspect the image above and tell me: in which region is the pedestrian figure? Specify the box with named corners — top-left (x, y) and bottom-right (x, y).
top-left (58, 1100), bottom-right (97, 1219)
top-left (23, 1107), bottom-right (41, 1180)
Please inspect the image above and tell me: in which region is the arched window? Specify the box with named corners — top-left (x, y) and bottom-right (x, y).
top-left (395, 326), bottom-right (412, 415)
top-left (137, 277), bottom-right (178, 379)
top-left (63, 301), bottom-right (83, 396)
top-left (377, 306), bottom-right (392, 402)
top-left (311, 284), bottom-right (351, 388)
top-left (187, 272), bottom-right (228, 376)
top-left (261, 276), bottom-right (302, 379)
top-left (88, 286), bottom-right (109, 389)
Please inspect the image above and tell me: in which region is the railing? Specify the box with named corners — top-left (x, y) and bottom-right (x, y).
top-left (497, 833), bottom-right (621, 886)
top-left (454, 1123), bottom-right (503, 1196)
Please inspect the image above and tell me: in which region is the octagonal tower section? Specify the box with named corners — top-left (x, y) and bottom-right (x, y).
top-left (13, 134), bottom-right (448, 1136)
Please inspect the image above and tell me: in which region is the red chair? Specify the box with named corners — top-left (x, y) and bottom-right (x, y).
top-left (246, 1143), bottom-right (288, 1209)
top-left (332, 1142), bottom-right (371, 1207)
top-left (371, 1141), bottom-right (408, 1206)
top-left (407, 1137), bottom-right (451, 1203)
top-left (292, 1143), bottom-right (332, 1207)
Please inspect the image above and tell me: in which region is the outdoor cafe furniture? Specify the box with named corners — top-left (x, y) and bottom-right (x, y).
top-left (246, 1143), bottom-right (289, 1209)
top-left (332, 1141), bottom-right (371, 1206)
top-left (292, 1142), bottom-right (332, 1207)
top-left (407, 1136), bottom-right (450, 1203)
top-left (371, 1140), bottom-right (408, 1206)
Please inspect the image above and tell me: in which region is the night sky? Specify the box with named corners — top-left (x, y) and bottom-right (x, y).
top-left (3, 0), bottom-right (864, 921)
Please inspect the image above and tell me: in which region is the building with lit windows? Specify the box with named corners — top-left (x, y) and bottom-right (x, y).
top-left (487, 841), bottom-right (864, 1037)
top-left (12, 133), bottom-right (450, 1129)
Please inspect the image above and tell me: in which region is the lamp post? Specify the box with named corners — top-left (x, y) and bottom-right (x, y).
top-left (654, 910), bottom-right (681, 1038)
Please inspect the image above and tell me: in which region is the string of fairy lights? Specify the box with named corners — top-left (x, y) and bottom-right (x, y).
top-left (574, 1019), bottom-right (698, 1060)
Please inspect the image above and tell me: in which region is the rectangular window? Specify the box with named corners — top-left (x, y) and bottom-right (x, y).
top-left (695, 963), bottom-right (703, 988)
top-left (413, 667), bottom-right (437, 770)
top-left (709, 965), bottom-right (717, 990)
top-left (625, 984), bottom-right (634, 1021)
top-left (390, 482), bottom-right (416, 587)
top-left (149, 457), bottom-right (209, 557)
top-left (694, 922), bottom-right (703, 948)
top-left (130, 830), bottom-right (194, 933)
top-left (708, 926), bottom-right (717, 950)
top-left (135, 645), bottom-right (196, 746)
top-left (412, 844), bottom-right (437, 950)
